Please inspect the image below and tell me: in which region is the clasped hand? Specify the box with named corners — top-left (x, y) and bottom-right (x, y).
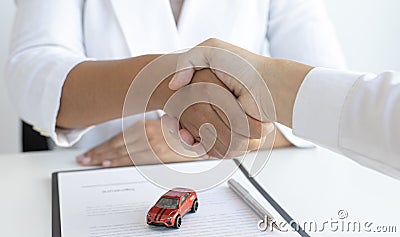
top-left (164, 69), bottom-right (273, 158)
top-left (165, 39), bottom-right (276, 158)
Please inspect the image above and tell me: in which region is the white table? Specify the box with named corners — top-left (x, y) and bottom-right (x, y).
top-left (1, 148), bottom-right (399, 237)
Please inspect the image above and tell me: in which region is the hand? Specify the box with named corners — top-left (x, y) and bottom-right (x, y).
top-left (167, 39), bottom-right (275, 152)
top-left (169, 38), bottom-right (272, 122)
top-left (166, 70), bottom-right (274, 158)
top-left (76, 119), bottom-right (201, 167)
top-left (168, 38), bottom-right (313, 132)
top-left (162, 69), bottom-right (274, 158)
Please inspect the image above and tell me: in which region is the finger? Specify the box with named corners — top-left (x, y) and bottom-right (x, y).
top-left (123, 120), bottom-right (146, 144)
top-left (79, 145), bottom-right (128, 166)
top-left (187, 69), bottom-right (256, 139)
top-left (246, 116), bottom-right (273, 139)
top-left (223, 124), bottom-right (275, 158)
top-left (102, 156), bottom-right (133, 168)
top-left (161, 115), bottom-right (180, 138)
top-left (177, 129), bottom-right (209, 158)
top-left (179, 103), bottom-right (231, 158)
top-left (76, 142), bottom-right (112, 164)
top-left (245, 122), bottom-right (275, 154)
top-left (178, 129), bottom-right (195, 145)
top-left (125, 138), bottom-right (152, 155)
top-left (190, 142), bottom-right (210, 160)
top-left (210, 101), bottom-right (271, 140)
top-left (169, 47), bottom-right (211, 90)
top-left (184, 122), bottom-right (226, 159)
top-left (169, 69), bottom-right (195, 90)
top-left (175, 131), bottom-right (210, 159)
top-left (169, 51), bottom-right (196, 90)
top-left (77, 133), bottom-right (124, 163)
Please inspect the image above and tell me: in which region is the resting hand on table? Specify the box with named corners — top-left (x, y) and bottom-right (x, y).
top-left (76, 119), bottom-right (198, 167)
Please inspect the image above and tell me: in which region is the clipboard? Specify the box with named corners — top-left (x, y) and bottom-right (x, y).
top-left (234, 159), bottom-right (310, 237)
top-left (52, 161), bottom-right (310, 237)
top-left (52, 171), bottom-right (61, 237)
top-left (52, 167), bottom-right (106, 237)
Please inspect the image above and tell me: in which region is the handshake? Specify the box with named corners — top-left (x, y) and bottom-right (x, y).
top-left (125, 38), bottom-right (313, 159)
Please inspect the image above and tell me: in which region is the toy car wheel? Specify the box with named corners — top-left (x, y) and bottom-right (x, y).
top-left (174, 215), bottom-right (182, 228)
top-left (191, 199), bottom-right (198, 213)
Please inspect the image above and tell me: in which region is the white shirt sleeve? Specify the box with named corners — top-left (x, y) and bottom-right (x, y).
top-left (267, 0), bottom-right (346, 147)
top-left (5, 0), bottom-right (93, 147)
top-left (293, 68), bottom-right (400, 179)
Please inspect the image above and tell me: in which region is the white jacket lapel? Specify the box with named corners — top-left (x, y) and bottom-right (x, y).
top-left (110, 0), bottom-right (180, 55)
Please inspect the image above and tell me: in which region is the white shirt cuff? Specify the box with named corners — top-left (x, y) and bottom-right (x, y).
top-left (51, 110), bottom-right (163, 148)
top-left (274, 123), bottom-right (315, 148)
top-left (31, 57), bottom-right (95, 147)
top-left (292, 67), bottom-right (362, 150)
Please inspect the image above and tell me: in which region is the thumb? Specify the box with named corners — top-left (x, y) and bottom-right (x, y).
top-left (169, 46), bottom-right (211, 90)
top-left (169, 69), bottom-right (195, 90)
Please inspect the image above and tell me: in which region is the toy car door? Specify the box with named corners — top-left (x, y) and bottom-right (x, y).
top-left (180, 193), bottom-right (191, 215)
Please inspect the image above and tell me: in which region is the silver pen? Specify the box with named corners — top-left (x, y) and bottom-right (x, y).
top-left (228, 178), bottom-right (280, 231)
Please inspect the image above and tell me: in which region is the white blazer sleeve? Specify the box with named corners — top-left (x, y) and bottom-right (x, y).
top-left (293, 68), bottom-right (400, 179)
top-left (267, 0), bottom-right (346, 147)
top-left (5, 0), bottom-right (92, 147)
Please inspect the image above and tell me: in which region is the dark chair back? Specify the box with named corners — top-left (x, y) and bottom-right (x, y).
top-left (22, 121), bottom-right (49, 152)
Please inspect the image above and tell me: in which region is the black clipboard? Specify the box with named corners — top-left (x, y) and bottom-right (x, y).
top-left (52, 167), bottom-right (108, 237)
top-left (234, 159), bottom-right (310, 237)
top-left (52, 172), bottom-right (61, 237)
top-left (52, 162), bottom-right (310, 237)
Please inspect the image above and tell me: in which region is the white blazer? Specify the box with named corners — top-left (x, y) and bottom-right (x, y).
top-left (293, 68), bottom-right (400, 179)
top-left (6, 0), bottom-right (345, 148)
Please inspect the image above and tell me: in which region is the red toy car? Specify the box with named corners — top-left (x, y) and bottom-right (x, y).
top-left (147, 188), bottom-right (198, 228)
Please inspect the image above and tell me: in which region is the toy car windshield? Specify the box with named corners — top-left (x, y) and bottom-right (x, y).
top-left (156, 197), bottom-right (179, 209)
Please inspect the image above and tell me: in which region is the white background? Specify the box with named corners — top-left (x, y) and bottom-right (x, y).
top-left (0, 0), bottom-right (399, 154)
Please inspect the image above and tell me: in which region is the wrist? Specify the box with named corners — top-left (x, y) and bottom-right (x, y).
top-left (261, 57), bottom-right (313, 128)
top-left (148, 74), bottom-right (175, 111)
top-left (137, 54), bottom-right (180, 112)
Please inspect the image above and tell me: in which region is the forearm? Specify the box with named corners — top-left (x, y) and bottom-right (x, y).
top-left (262, 57), bottom-right (314, 128)
top-left (57, 55), bottom-right (166, 128)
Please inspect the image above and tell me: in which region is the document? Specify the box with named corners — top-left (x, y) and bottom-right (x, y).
top-left (56, 160), bottom-right (287, 236)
